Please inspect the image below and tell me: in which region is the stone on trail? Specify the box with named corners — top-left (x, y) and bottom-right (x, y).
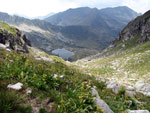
top-left (7, 82), bottom-right (23, 90)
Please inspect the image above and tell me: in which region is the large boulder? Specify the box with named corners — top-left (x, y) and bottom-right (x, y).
top-left (91, 88), bottom-right (114, 113)
top-left (134, 80), bottom-right (150, 96)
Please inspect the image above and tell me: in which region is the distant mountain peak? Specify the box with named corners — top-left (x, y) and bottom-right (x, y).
top-left (0, 7), bottom-right (140, 61)
top-left (45, 6), bottom-right (139, 27)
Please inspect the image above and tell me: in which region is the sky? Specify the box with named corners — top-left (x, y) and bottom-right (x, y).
top-left (0, 0), bottom-right (149, 18)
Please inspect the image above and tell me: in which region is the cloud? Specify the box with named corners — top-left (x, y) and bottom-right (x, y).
top-left (0, 0), bottom-right (149, 17)
top-left (0, 0), bottom-right (77, 17)
top-left (122, 0), bottom-right (150, 13)
top-left (61, 0), bottom-right (123, 8)
top-left (61, 0), bottom-right (150, 13)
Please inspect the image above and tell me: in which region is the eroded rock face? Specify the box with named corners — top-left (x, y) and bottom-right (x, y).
top-left (113, 10), bottom-right (150, 45)
top-left (0, 23), bottom-right (31, 53)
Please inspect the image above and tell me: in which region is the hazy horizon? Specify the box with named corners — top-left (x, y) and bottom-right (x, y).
top-left (0, 0), bottom-right (149, 18)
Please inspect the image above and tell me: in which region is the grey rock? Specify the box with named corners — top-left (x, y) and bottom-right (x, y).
top-left (0, 25), bottom-right (31, 53)
top-left (0, 43), bottom-right (7, 49)
top-left (107, 82), bottom-right (120, 94)
top-left (122, 44), bottom-right (126, 48)
top-left (135, 80), bottom-right (145, 92)
top-left (126, 91), bottom-right (136, 97)
top-left (126, 110), bottom-right (150, 113)
top-left (26, 88), bottom-right (32, 95)
top-left (134, 80), bottom-right (150, 96)
top-left (91, 88), bottom-right (114, 113)
top-left (126, 86), bottom-right (135, 91)
top-left (35, 56), bottom-right (53, 62)
top-left (91, 88), bottom-right (100, 98)
top-left (7, 82), bottom-right (23, 90)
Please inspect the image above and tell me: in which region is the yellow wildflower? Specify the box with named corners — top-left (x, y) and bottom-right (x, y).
top-left (43, 74), bottom-right (47, 77)
top-left (97, 106), bottom-right (100, 110)
top-left (121, 111), bottom-right (127, 113)
top-left (79, 96), bottom-right (82, 99)
top-left (88, 82), bottom-right (91, 86)
top-left (101, 109), bottom-right (104, 112)
top-left (33, 73), bottom-right (37, 77)
top-left (61, 100), bottom-right (64, 103)
top-left (25, 59), bottom-right (30, 66)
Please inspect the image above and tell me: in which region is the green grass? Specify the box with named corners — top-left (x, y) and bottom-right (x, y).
top-left (81, 41), bottom-right (150, 79)
top-left (0, 49), bottom-right (103, 113)
top-left (0, 81), bottom-right (32, 113)
top-left (96, 87), bottom-right (150, 113)
top-left (75, 41), bottom-right (150, 112)
top-left (0, 22), bottom-right (17, 36)
top-left (1, 40), bottom-right (150, 112)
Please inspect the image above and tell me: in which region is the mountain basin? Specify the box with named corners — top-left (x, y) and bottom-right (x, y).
top-left (52, 48), bottom-right (74, 59)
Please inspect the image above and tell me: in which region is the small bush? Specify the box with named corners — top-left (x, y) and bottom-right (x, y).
top-left (118, 87), bottom-right (126, 96)
top-left (98, 82), bottom-right (106, 90)
top-left (39, 108), bottom-right (48, 113)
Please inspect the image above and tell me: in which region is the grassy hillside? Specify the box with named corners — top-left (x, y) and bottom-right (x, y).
top-left (75, 39), bottom-right (150, 112)
top-left (0, 22), bottom-right (102, 113)
top-left (0, 48), bottom-right (100, 113)
top-left (74, 10), bottom-right (150, 112)
top-left (0, 7), bottom-right (139, 61)
top-left (0, 22), bottom-right (17, 36)
top-left (1, 46), bottom-right (150, 113)
top-left (76, 35), bottom-right (150, 82)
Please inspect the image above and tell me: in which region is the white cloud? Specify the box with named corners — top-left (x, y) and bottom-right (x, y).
top-left (0, 0), bottom-right (77, 17)
top-left (0, 0), bottom-right (149, 17)
top-left (122, 0), bottom-right (150, 13)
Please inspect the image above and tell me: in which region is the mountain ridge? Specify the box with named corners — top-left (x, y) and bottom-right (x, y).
top-left (45, 6), bottom-right (139, 27)
top-left (0, 6), bottom-right (139, 61)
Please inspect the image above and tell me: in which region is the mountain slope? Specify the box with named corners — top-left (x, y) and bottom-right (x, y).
top-left (0, 22), bottom-right (31, 53)
top-left (0, 12), bottom-right (102, 60)
top-left (75, 10), bottom-right (150, 111)
top-left (0, 7), bottom-right (139, 61)
top-left (114, 10), bottom-right (150, 45)
top-left (1, 23), bottom-right (150, 113)
top-left (45, 6), bottom-right (138, 27)
top-left (0, 23), bottom-right (116, 113)
top-left (45, 6), bottom-right (139, 60)
top-left (45, 6), bottom-right (139, 41)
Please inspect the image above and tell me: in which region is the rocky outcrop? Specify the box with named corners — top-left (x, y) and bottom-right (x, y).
top-left (134, 80), bottom-right (150, 96)
top-left (91, 88), bottom-right (114, 113)
top-left (114, 10), bottom-right (150, 45)
top-left (0, 22), bottom-right (31, 53)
